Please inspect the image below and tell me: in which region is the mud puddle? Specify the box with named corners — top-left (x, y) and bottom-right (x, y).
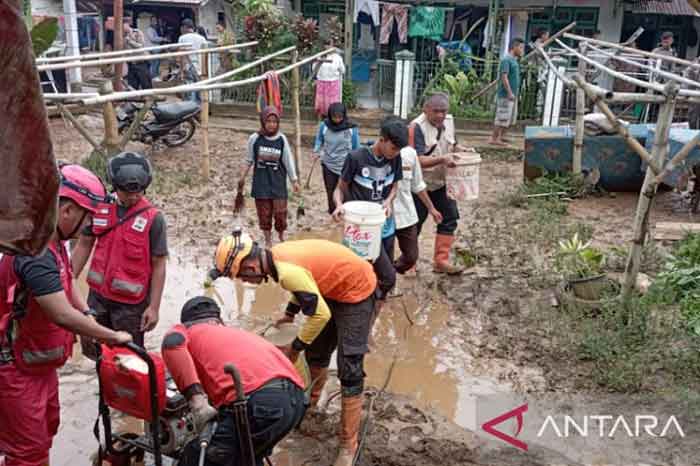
top-left (53, 231), bottom-right (510, 465)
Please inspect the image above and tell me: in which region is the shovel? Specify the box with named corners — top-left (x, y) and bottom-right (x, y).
top-left (233, 187), bottom-right (245, 216)
top-left (296, 196), bottom-right (305, 219)
top-left (224, 364), bottom-right (256, 466)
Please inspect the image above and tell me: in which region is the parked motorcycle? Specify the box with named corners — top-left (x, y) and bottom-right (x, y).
top-left (117, 99), bottom-right (200, 147)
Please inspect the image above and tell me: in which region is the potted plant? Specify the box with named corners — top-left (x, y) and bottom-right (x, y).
top-left (555, 233), bottom-right (607, 300)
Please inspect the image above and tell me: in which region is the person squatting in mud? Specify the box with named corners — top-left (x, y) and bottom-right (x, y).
top-left (161, 296), bottom-right (307, 466)
top-left (331, 116), bottom-right (405, 314)
top-left (238, 106), bottom-right (300, 248)
top-left (408, 92), bottom-right (466, 275)
top-left (0, 164), bottom-right (133, 466)
top-left (210, 231), bottom-right (377, 466)
top-left (72, 152), bottom-right (168, 353)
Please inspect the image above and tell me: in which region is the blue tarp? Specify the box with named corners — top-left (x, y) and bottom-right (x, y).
top-left (524, 124), bottom-right (653, 192)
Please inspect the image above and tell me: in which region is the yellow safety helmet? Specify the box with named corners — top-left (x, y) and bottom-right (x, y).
top-left (214, 230), bottom-right (256, 279)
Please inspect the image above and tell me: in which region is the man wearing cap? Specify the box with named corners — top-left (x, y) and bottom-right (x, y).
top-left (652, 31), bottom-right (677, 78)
top-left (211, 232), bottom-right (377, 466)
top-left (0, 164), bottom-right (132, 466)
top-left (72, 152), bottom-right (168, 351)
top-left (161, 296), bottom-right (306, 466)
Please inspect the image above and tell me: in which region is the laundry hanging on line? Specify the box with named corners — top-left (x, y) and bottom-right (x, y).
top-left (354, 0), bottom-right (380, 25)
top-left (380, 3), bottom-right (409, 44)
top-left (256, 71), bottom-right (282, 116)
top-left (408, 6), bottom-right (446, 41)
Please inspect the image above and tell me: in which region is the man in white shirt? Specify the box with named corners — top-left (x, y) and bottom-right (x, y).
top-left (178, 19), bottom-right (208, 102)
top-left (393, 145), bottom-right (443, 275)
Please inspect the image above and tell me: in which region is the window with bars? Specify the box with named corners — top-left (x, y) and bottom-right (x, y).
top-left (527, 7), bottom-right (599, 44)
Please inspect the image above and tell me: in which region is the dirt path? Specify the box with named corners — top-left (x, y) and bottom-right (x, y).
top-left (48, 115), bottom-right (699, 465)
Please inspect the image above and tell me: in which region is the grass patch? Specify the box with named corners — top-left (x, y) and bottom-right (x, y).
top-left (81, 149), bottom-right (108, 183)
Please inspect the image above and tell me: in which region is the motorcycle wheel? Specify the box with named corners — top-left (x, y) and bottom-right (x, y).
top-left (162, 120), bottom-right (196, 147)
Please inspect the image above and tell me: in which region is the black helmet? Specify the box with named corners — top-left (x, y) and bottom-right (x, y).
top-left (107, 152), bottom-right (153, 192)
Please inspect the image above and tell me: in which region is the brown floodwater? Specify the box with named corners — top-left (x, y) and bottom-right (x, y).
top-left (52, 231), bottom-right (508, 465)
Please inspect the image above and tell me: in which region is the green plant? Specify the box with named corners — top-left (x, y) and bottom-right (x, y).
top-left (323, 16), bottom-right (344, 47)
top-left (291, 15), bottom-right (319, 55)
top-left (555, 233), bottom-right (605, 280)
top-left (30, 18), bottom-right (59, 57)
top-left (342, 80), bottom-right (357, 109)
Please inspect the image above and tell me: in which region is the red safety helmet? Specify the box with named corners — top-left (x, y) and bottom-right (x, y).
top-left (58, 164), bottom-right (107, 213)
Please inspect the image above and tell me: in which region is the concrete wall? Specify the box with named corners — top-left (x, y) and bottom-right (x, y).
top-left (32, 0), bottom-right (63, 17)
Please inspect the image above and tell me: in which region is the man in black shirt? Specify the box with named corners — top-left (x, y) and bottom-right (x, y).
top-left (332, 117), bottom-right (406, 315)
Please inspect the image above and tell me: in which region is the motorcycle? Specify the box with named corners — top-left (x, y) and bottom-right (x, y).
top-left (117, 99), bottom-right (200, 148)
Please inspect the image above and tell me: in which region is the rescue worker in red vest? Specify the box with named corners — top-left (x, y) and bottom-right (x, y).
top-left (210, 230), bottom-right (377, 466)
top-left (161, 296), bottom-right (307, 466)
top-left (72, 152), bottom-right (168, 351)
top-left (0, 164), bottom-right (133, 466)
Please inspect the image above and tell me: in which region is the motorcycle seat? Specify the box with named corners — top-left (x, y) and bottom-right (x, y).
top-left (153, 101), bottom-right (200, 121)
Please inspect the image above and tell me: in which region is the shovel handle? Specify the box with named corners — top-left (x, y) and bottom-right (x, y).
top-left (224, 363), bottom-right (246, 402)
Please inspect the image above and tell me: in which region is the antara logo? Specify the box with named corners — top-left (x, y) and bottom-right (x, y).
top-left (481, 403), bottom-right (686, 452)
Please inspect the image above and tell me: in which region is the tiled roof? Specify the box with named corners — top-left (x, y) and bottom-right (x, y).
top-left (627, 0), bottom-right (699, 16)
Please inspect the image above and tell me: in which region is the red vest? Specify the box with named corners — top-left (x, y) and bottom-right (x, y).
top-left (87, 197), bottom-right (157, 304)
top-left (0, 241), bottom-right (77, 374)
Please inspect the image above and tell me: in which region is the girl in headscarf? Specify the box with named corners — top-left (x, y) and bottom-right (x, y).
top-left (313, 102), bottom-right (360, 214)
top-left (238, 106), bottom-right (300, 247)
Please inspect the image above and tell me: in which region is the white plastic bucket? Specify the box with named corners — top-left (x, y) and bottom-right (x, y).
top-left (447, 153), bottom-right (482, 201)
top-left (342, 201), bottom-right (386, 261)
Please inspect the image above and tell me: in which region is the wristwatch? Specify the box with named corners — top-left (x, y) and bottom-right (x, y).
top-left (82, 308), bottom-right (98, 318)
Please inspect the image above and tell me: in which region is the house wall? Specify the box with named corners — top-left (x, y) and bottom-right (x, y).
top-left (32, 0), bottom-right (63, 17)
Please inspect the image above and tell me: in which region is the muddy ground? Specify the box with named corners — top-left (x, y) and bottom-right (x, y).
top-left (49, 113), bottom-right (700, 466)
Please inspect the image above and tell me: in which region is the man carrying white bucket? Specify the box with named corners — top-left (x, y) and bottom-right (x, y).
top-left (331, 117), bottom-right (406, 310)
top-left (408, 93), bottom-right (464, 275)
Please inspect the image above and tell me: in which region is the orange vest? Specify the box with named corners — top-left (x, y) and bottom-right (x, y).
top-left (87, 197), bottom-right (156, 304)
top-left (0, 241), bottom-right (77, 374)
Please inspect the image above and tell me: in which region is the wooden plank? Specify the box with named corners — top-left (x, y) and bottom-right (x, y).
top-left (654, 222), bottom-right (700, 241)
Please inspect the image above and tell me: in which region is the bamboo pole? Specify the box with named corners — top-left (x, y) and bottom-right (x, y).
top-left (573, 43), bottom-right (586, 175)
top-left (585, 43), bottom-right (700, 90)
top-left (37, 42), bottom-right (258, 72)
top-left (571, 74), bottom-right (661, 174)
top-left (36, 43), bottom-right (191, 63)
top-left (100, 81), bottom-right (121, 156)
top-left (201, 53), bottom-right (210, 181)
top-left (564, 32), bottom-right (700, 71)
top-left (623, 81), bottom-right (679, 296)
top-left (82, 48), bottom-right (336, 105)
top-left (57, 103), bottom-right (103, 152)
top-left (473, 21), bottom-right (577, 99)
top-left (556, 39), bottom-right (665, 94)
top-left (77, 46), bottom-right (296, 105)
top-left (114, 0), bottom-right (124, 91)
top-left (291, 50), bottom-right (302, 179)
top-left (589, 26), bottom-right (644, 82)
top-left (654, 133), bottom-right (700, 185)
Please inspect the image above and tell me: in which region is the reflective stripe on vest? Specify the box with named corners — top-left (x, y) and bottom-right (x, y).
top-left (21, 346), bottom-right (65, 365)
top-left (87, 270), bottom-right (104, 285)
top-left (111, 278), bottom-right (144, 296)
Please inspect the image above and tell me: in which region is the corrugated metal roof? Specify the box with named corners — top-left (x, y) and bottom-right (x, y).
top-left (627, 0), bottom-right (699, 16)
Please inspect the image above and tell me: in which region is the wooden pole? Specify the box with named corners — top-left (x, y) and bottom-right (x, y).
top-left (344, 0), bottom-right (353, 74)
top-left (82, 48), bottom-right (336, 105)
top-left (622, 81), bottom-right (679, 296)
top-left (201, 50), bottom-right (210, 181)
top-left (556, 39), bottom-right (664, 94)
top-left (100, 81), bottom-right (121, 156)
top-left (36, 43), bottom-right (191, 63)
top-left (572, 74), bottom-right (661, 174)
top-left (564, 32), bottom-right (700, 71)
top-left (37, 42), bottom-right (257, 72)
top-left (113, 0), bottom-right (124, 91)
top-left (57, 103), bottom-right (104, 153)
top-left (473, 21), bottom-right (577, 99)
top-left (573, 43), bottom-right (586, 175)
top-left (589, 26), bottom-right (644, 82)
top-left (654, 133), bottom-right (700, 185)
top-left (291, 50), bottom-right (303, 179)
